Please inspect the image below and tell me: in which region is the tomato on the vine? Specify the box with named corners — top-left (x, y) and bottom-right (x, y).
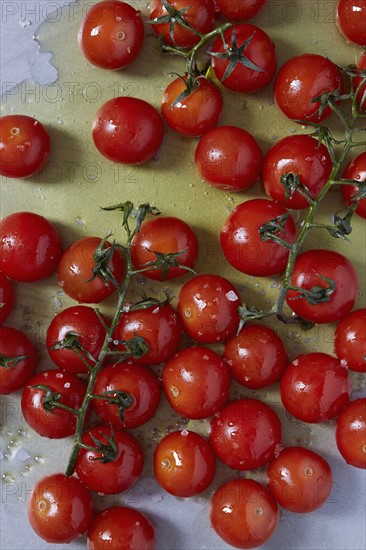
top-left (214, 0), bottom-right (267, 21)
top-left (336, 398), bottom-right (366, 469)
top-left (0, 327), bottom-right (37, 394)
top-left (341, 151), bottom-right (366, 220)
top-left (0, 271), bottom-right (14, 324)
top-left (334, 308), bottom-right (366, 373)
top-left (336, 0), bottom-right (366, 47)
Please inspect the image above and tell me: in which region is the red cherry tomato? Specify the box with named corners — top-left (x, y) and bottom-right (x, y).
top-left (28, 473), bottom-right (93, 544)
top-left (210, 478), bottom-right (279, 549)
top-left (0, 327), bottom-right (37, 394)
top-left (224, 323), bottom-right (288, 389)
top-left (210, 23), bottom-right (277, 93)
top-left (87, 506), bottom-right (156, 550)
top-left (274, 54), bottom-right (344, 123)
top-left (220, 198), bottom-right (297, 277)
top-left (78, 0), bottom-right (144, 69)
top-left (334, 309), bottom-right (366, 373)
top-left (286, 249), bottom-right (359, 324)
top-left (280, 352), bottom-right (351, 423)
top-left (57, 236), bottom-right (125, 303)
top-left (336, 398), bottom-right (366, 469)
top-left (0, 115), bottom-right (50, 178)
top-left (0, 211), bottom-right (62, 282)
top-left (336, 0), bottom-right (366, 47)
top-left (154, 430), bottom-right (216, 497)
top-left (75, 425), bottom-right (144, 494)
top-left (214, 0), bottom-right (267, 20)
top-left (46, 305), bottom-right (107, 374)
top-left (262, 135), bottom-right (333, 209)
top-left (194, 125), bottom-right (262, 192)
top-left (0, 271), bottom-right (14, 324)
top-left (149, 0), bottom-right (216, 48)
top-left (177, 274), bottom-right (241, 343)
top-left (161, 76), bottom-right (223, 137)
top-left (162, 346), bottom-right (231, 418)
top-left (341, 151), bottom-right (366, 220)
top-left (210, 398), bottom-right (282, 470)
top-left (354, 52), bottom-right (366, 112)
top-left (267, 447), bottom-right (333, 513)
top-left (92, 97), bottom-right (165, 165)
top-left (21, 369), bottom-right (87, 438)
top-left (93, 362), bottom-right (161, 428)
top-left (130, 216), bottom-right (199, 281)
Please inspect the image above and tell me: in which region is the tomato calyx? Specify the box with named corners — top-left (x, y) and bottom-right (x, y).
top-left (280, 172), bottom-right (316, 206)
top-left (102, 202), bottom-right (161, 237)
top-left (92, 390), bottom-right (134, 423)
top-left (111, 334), bottom-right (150, 362)
top-left (0, 352), bottom-right (29, 369)
top-left (80, 426), bottom-right (118, 464)
top-left (51, 331), bottom-right (97, 369)
top-left (288, 275), bottom-right (336, 305)
top-left (30, 384), bottom-right (79, 415)
top-left (150, 0), bottom-right (197, 45)
top-left (135, 246), bottom-right (196, 279)
top-left (127, 292), bottom-right (172, 311)
top-left (259, 212), bottom-right (293, 249)
top-left (87, 233), bottom-right (124, 289)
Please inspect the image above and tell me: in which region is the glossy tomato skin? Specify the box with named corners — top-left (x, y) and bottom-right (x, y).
top-left (0, 115), bottom-right (50, 178)
top-left (28, 473), bottom-right (93, 544)
top-left (194, 125), bottom-right (262, 192)
top-left (267, 447), bottom-right (333, 513)
top-left (0, 212), bottom-right (62, 282)
top-left (286, 249), bottom-right (359, 324)
top-left (0, 327), bottom-right (37, 394)
top-left (93, 362), bottom-right (161, 428)
top-left (78, 0), bottom-right (144, 69)
top-left (336, 0), bottom-right (366, 47)
top-left (355, 52), bottom-right (366, 112)
top-left (114, 303), bottom-right (182, 366)
top-left (57, 236), bottom-right (125, 303)
top-left (130, 216), bottom-right (199, 280)
top-left (224, 323), bottom-right (288, 389)
top-left (21, 369), bottom-right (87, 438)
top-left (161, 76), bottom-right (223, 137)
top-left (177, 274), bottom-right (241, 343)
top-left (220, 199), bottom-right (297, 277)
top-left (341, 151), bottom-right (366, 220)
top-left (210, 478), bottom-right (279, 549)
top-left (214, 0), bottom-right (267, 20)
top-left (149, 0), bottom-right (216, 48)
top-left (262, 135), bottom-right (333, 209)
top-left (75, 425), bottom-right (144, 494)
top-left (274, 54), bottom-right (344, 123)
top-left (336, 398), bottom-right (366, 469)
top-left (162, 346), bottom-right (231, 419)
top-left (154, 430), bottom-right (216, 497)
top-left (92, 97), bottom-right (164, 165)
top-left (46, 305), bottom-right (107, 374)
top-left (280, 352), bottom-right (351, 423)
top-left (0, 271), bottom-right (14, 324)
top-left (334, 309), bottom-right (366, 373)
top-left (210, 24), bottom-right (276, 93)
top-left (87, 506), bottom-right (156, 550)
top-left (210, 398), bottom-right (282, 470)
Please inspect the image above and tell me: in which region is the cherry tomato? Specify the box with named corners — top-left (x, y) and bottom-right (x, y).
top-left (267, 447), bottom-right (333, 513)
top-left (341, 151), bottom-right (366, 220)
top-left (92, 97), bottom-right (165, 165)
top-left (177, 274), bottom-right (241, 343)
top-left (0, 211), bottom-right (62, 282)
top-left (154, 430), bottom-right (216, 497)
top-left (0, 327), bottom-right (37, 394)
top-left (0, 115), bottom-right (50, 178)
top-left (336, 398), bottom-right (366, 469)
top-left (334, 309), bottom-right (366, 373)
top-left (280, 352), bottom-right (351, 423)
top-left (28, 473), bottom-right (93, 544)
top-left (274, 53), bottom-right (344, 123)
top-left (130, 216), bottom-right (199, 280)
top-left (262, 135), bottom-right (333, 209)
top-left (210, 398), bottom-right (282, 470)
top-left (0, 271), bottom-right (14, 324)
top-left (224, 323), bottom-right (288, 389)
top-left (194, 125), bottom-right (262, 192)
top-left (210, 478), bottom-right (279, 549)
top-left (57, 236), bottom-right (125, 303)
top-left (161, 76), bottom-right (223, 137)
top-left (336, 0), bottom-right (366, 47)
top-left (75, 425), bottom-right (144, 494)
top-left (214, 0), bottom-right (267, 20)
top-left (210, 23), bottom-right (276, 93)
top-left (162, 346), bottom-right (231, 418)
top-left (220, 198), bottom-right (297, 277)
top-left (87, 506), bottom-right (156, 550)
top-left (354, 52), bottom-right (366, 112)
top-left (46, 305), bottom-right (107, 374)
top-left (78, 0), bottom-right (144, 69)
top-left (149, 0), bottom-right (216, 48)
top-left (114, 303), bottom-right (182, 366)
top-left (93, 362), bottom-right (161, 428)
top-left (21, 369), bottom-right (87, 438)
top-left (286, 249), bottom-right (359, 324)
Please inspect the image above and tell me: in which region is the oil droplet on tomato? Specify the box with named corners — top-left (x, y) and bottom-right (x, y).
top-left (304, 466), bottom-right (314, 477)
top-left (171, 386), bottom-right (179, 397)
top-left (38, 500), bottom-right (47, 512)
top-left (255, 507), bottom-right (264, 516)
top-left (161, 458), bottom-right (171, 469)
top-left (10, 127), bottom-right (20, 136)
